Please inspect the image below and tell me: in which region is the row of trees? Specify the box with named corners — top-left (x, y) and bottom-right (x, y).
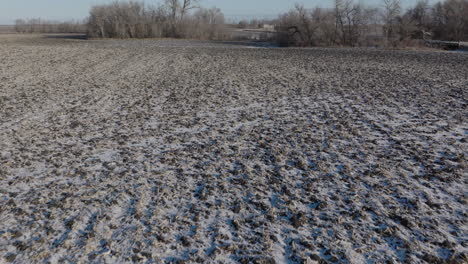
top-left (277, 4), bottom-right (377, 47)
top-left (13, 0), bottom-right (468, 47)
top-left (406, 0), bottom-right (468, 41)
top-left (14, 19), bottom-right (86, 33)
top-left (276, 0), bottom-right (468, 47)
top-left (87, 0), bottom-right (225, 39)
top-left (13, 1), bottom-right (225, 40)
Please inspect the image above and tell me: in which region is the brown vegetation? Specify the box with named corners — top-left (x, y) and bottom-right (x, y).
top-left (14, 19), bottom-right (86, 34)
top-left (12, 0), bottom-right (468, 46)
top-left (87, 1), bottom-right (225, 40)
top-left (276, 0), bottom-right (468, 47)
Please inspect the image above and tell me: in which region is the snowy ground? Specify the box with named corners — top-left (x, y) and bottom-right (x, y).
top-left (0, 34), bottom-right (467, 263)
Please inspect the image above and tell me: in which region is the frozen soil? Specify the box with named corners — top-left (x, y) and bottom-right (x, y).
top-left (0, 35), bottom-right (467, 264)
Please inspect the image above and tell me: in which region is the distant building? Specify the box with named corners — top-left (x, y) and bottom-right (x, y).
top-left (260, 24), bottom-right (275, 31)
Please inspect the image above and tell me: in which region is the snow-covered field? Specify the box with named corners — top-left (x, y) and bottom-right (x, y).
top-left (0, 34), bottom-right (467, 263)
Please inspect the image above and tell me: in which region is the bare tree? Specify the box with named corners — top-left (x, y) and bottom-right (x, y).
top-left (277, 5), bottom-right (337, 47)
top-left (163, 0), bottom-right (199, 21)
top-left (409, 0), bottom-right (431, 30)
top-left (164, 0), bottom-right (200, 37)
top-left (277, 1), bottom-right (378, 47)
top-left (180, 0), bottom-right (200, 20)
top-left (14, 19), bottom-right (26, 33)
top-left (193, 7), bottom-right (225, 39)
top-left (330, 0), bottom-right (379, 46)
top-left (310, 8), bottom-right (336, 46)
top-left (434, 0), bottom-right (468, 41)
top-left (333, 0), bottom-right (353, 45)
top-left (382, 0), bottom-right (402, 46)
top-left (297, 4), bottom-right (317, 45)
top-left (276, 6), bottom-right (310, 46)
top-left (86, 0), bottom-right (227, 40)
top-left (341, 0), bottom-right (356, 45)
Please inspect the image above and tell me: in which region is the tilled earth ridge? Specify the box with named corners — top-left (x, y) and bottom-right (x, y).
top-left (0, 36), bottom-right (467, 264)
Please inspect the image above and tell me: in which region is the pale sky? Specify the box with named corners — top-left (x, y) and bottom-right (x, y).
top-left (0, 0), bottom-right (441, 24)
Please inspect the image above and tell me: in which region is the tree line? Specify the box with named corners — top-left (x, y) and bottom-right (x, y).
top-left (13, 0), bottom-right (225, 40)
top-left (87, 0), bottom-right (225, 39)
top-left (13, 0), bottom-right (468, 47)
top-left (14, 19), bottom-right (86, 34)
top-left (276, 0), bottom-right (468, 47)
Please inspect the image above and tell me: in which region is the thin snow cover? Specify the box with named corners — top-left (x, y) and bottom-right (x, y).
top-left (0, 35), bottom-right (467, 264)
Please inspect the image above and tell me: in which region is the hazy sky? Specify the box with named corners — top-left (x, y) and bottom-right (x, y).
top-left (0, 0), bottom-right (440, 24)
